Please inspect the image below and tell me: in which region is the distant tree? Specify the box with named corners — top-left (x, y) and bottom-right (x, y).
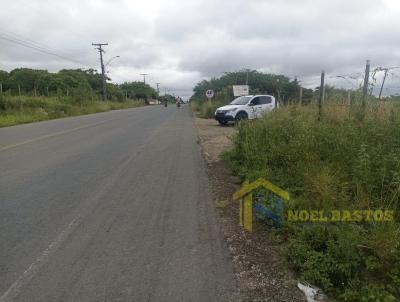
top-left (6, 68), bottom-right (47, 93)
top-left (106, 83), bottom-right (124, 101)
top-left (191, 70), bottom-right (301, 104)
top-left (119, 82), bottom-right (157, 101)
top-left (0, 70), bottom-right (8, 83)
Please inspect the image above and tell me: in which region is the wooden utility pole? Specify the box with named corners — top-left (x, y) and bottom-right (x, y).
top-left (18, 85), bottom-right (21, 97)
top-left (299, 86), bottom-right (303, 104)
top-left (318, 71), bottom-right (325, 120)
top-left (378, 68), bottom-right (388, 100)
top-left (140, 73), bottom-right (148, 84)
top-left (361, 60), bottom-right (370, 118)
top-left (92, 43), bottom-right (108, 100)
top-left (156, 83), bottom-right (160, 104)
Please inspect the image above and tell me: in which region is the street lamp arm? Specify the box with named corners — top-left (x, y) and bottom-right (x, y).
top-left (105, 56), bottom-right (120, 67)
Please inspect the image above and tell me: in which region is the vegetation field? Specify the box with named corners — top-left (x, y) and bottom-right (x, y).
top-left (0, 96), bottom-right (144, 127)
top-left (223, 102), bottom-right (400, 301)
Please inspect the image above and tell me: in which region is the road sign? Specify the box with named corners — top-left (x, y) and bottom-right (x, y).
top-left (205, 89), bottom-right (214, 99)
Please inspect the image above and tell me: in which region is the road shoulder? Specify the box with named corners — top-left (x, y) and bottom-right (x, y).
top-left (193, 117), bottom-right (305, 302)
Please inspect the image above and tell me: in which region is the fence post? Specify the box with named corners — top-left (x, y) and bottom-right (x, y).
top-left (318, 70), bottom-right (325, 120)
top-left (347, 90), bottom-right (351, 106)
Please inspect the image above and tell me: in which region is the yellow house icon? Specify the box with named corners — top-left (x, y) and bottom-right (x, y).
top-left (232, 178), bottom-right (290, 232)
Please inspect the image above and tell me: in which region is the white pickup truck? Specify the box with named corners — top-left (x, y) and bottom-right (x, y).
top-left (214, 95), bottom-right (277, 125)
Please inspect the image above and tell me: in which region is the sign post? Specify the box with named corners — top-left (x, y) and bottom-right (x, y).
top-left (205, 89), bottom-right (214, 103)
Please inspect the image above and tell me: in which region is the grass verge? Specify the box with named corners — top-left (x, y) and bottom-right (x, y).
top-left (191, 99), bottom-right (229, 118)
top-left (223, 103), bottom-right (400, 301)
top-left (0, 96), bottom-right (145, 127)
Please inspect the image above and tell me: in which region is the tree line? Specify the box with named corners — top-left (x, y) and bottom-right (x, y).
top-left (191, 69), bottom-right (384, 105)
top-left (0, 68), bottom-right (158, 102)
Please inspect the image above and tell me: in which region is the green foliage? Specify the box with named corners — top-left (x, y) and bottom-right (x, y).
top-left (191, 100), bottom-right (228, 119)
top-left (119, 81), bottom-right (157, 101)
top-left (191, 70), bottom-right (310, 104)
top-left (0, 67), bottom-right (157, 126)
top-left (0, 95), bottom-right (144, 127)
top-left (224, 103), bottom-right (400, 301)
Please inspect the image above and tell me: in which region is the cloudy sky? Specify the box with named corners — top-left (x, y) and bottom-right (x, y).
top-left (1, 0), bottom-right (400, 97)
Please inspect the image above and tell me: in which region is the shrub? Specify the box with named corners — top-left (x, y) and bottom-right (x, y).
top-left (224, 103), bottom-right (400, 301)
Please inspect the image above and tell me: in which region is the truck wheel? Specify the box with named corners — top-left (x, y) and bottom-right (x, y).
top-left (235, 112), bottom-right (248, 121)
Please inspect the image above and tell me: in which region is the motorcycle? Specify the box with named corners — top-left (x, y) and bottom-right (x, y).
top-left (164, 100), bottom-right (168, 107)
top-left (176, 102), bottom-right (181, 108)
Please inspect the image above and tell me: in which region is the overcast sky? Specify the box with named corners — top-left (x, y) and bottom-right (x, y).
top-left (1, 0), bottom-right (400, 98)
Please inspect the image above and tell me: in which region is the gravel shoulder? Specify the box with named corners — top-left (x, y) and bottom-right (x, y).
top-left (194, 117), bottom-right (306, 302)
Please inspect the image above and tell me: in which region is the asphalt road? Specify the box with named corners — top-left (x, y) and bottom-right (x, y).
top-left (0, 106), bottom-right (237, 302)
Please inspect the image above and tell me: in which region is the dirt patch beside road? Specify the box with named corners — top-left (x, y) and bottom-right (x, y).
top-left (194, 117), bottom-right (305, 302)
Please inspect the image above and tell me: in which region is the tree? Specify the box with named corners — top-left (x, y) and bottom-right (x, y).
top-left (191, 70), bottom-right (301, 104)
top-left (119, 82), bottom-right (157, 101)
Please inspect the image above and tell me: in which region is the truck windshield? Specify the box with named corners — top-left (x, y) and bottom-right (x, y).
top-left (230, 96), bottom-right (252, 105)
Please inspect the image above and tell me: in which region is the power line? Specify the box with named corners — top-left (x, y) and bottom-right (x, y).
top-left (0, 32), bottom-right (88, 67)
top-left (0, 30), bottom-right (67, 55)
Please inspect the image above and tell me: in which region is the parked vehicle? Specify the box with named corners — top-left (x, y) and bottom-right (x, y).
top-left (214, 95), bottom-right (277, 125)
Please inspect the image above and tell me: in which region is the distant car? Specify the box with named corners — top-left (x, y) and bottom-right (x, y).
top-left (214, 95), bottom-right (277, 125)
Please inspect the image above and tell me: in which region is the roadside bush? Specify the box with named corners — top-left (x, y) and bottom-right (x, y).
top-left (191, 99), bottom-right (229, 119)
top-left (224, 103), bottom-right (400, 301)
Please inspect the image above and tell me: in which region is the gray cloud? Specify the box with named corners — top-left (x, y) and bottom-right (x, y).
top-left (0, 0), bottom-right (399, 97)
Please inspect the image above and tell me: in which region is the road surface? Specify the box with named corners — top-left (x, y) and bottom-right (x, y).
top-left (0, 106), bottom-right (237, 302)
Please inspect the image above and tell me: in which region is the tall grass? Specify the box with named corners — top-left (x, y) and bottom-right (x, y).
top-left (0, 95), bottom-right (145, 127)
top-left (191, 99), bottom-right (229, 118)
top-left (224, 102), bottom-right (400, 301)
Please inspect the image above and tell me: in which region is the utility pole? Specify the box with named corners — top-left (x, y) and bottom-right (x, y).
top-left (92, 43), bottom-right (108, 100)
top-left (140, 73), bottom-right (148, 84)
top-left (362, 60), bottom-right (370, 117)
top-left (378, 68), bottom-right (388, 100)
top-left (299, 86), bottom-right (303, 104)
top-left (318, 70), bottom-right (325, 120)
top-left (156, 83), bottom-right (160, 104)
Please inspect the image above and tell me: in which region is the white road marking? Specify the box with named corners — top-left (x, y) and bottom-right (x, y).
top-left (0, 218), bottom-right (79, 302)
